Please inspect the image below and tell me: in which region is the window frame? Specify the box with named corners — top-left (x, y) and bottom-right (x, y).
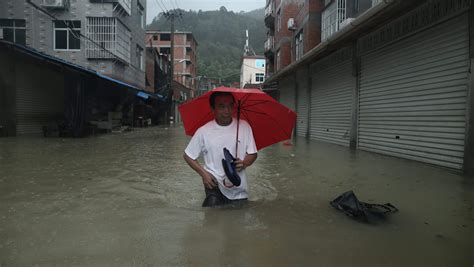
top-left (136, 44), bottom-right (144, 70)
top-left (255, 73), bottom-right (265, 83)
top-left (295, 30), bottom-right (304, 61)
top-left (53, 20), bottom-right (81, 51)
top-left (0, 19), bottom-right (26, 45)
top-left (160, 33), bottom-right (171, 41)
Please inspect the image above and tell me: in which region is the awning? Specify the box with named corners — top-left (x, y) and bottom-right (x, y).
top-left (0, 40), bottom-right (150, 96)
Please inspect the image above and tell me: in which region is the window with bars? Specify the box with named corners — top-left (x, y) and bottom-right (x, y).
top-left (255, 73), bottom-right (265, 83)
top-left (85, 17), bottom-right (131, 63)
top-left (321, 0), bottom-right (347, 41)
top-left (54, 20), bottom-right (81, 50)
top-left (0, 19), bottom-right (26, 45)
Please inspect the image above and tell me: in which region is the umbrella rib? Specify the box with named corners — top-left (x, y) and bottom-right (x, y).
top-left (240, 108), bottom-right (268, 116)
top-left (241, 100), bottom-right (272, 109)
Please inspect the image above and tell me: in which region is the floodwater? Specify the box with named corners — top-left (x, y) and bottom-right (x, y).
top-left (0, 126), bottom-right (472, 266)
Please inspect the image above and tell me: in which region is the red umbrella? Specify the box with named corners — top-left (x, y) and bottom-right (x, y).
top-left (178, 86), bottom-right (297, 151)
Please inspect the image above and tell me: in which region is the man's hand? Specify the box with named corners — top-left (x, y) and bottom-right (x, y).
top-left (235, 158), bottom-right (245, 172)
top-left (201, 171), bottom-right (217, 189)
top-left (235, 153), bottom-right (257, 172)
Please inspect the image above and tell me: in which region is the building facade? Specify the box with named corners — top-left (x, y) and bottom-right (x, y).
top-left (0, 0), bottom-right (147, 89)
top-left (240, 56), bottom-right (266, 88)
top-left (264, 0), bottom-right (474, 174)
top-left (145, 31), bottom-right (198, 92)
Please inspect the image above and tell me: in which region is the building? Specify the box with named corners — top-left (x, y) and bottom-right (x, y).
top-left (146, 30), bottom-right (198, 93)
top-left (0, 0), bottom-right (147, 89)
top-left (264, 0), bottom-right (474, 174)
top-left (240, 55), bottom-right (266, 88)
top-left (0, 40), bottom-right (157, 137)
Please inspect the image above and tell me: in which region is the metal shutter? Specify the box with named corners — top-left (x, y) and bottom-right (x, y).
top-left (278, 75), bottom-right (296, 113)
top-left (16, 63), bottom-right (64, 135)
top-left (358, 15), bottom-right (469, 170)
top-left (296, 68), bottom-right (309, 137)
top-left (310, 52), bottom-right (353, 146)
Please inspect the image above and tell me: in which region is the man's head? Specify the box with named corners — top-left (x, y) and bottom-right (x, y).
top-left (210, 92), bottom-right (235, 126)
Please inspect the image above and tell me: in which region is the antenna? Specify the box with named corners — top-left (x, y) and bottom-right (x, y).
top-left (243, 29), bottom-right (256, 56)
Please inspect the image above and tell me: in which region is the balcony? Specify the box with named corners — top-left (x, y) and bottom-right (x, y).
top-left (264, 3), bottom-right (275, 29)
top-left (264, 36), bottom-right (274, 57)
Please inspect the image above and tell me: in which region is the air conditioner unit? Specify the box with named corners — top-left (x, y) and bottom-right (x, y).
top-left (42, 0), bottom-right (67, 9)
top-left (340, 17), bottom-right (355, 28)
top-left (287, 18), bottom-right (296, 31)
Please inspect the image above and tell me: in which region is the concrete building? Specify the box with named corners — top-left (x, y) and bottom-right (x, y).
top-left (264, 0), bottom-right (474, 174)
top-left (0, 0), bottom-right (146, 89)
top-left (240, 55), bottom-right (266, 88)
top-left (145, 30), bottom-right (198, 93)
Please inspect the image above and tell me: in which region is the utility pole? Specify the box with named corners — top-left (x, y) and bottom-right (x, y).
top-left (163, 9), bottom-right (183, 124)
top-left (163, 10), bottom-right (183, 95)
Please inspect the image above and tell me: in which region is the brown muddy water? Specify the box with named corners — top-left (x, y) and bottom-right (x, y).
top-left (0, 126), bottom-right (472, 266)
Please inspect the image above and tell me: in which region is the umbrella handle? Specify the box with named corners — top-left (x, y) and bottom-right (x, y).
top-left (235, 100), bottom-right (241, 157)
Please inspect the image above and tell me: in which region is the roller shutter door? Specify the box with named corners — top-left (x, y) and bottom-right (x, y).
top-left (358, 15), bottom-right (469, 169)
top-left (296, 68), bottom-right (309, 137)
top-left (310, 52), bottom-right (353, 146)
top-left (16, 63), bottom-right (64, 135)
top-left (278, 75), bottom-right (296, 113)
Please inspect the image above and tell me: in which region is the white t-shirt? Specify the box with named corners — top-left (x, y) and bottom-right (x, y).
top-left (184, 118), bottom-right (257, 200)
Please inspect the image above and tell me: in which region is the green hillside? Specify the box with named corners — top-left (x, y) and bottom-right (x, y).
top-left (147, 7), bottom-right (265, 84)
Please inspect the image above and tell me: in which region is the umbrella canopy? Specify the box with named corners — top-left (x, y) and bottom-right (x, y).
top-left (178, 86), bottom-right (297, 151)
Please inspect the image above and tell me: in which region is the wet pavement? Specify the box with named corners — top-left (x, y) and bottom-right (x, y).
top-left (0, 126), bottom-right (472, 266)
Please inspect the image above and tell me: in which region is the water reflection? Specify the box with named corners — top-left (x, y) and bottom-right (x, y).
top-left (0, 126), bottom-right (472, 266)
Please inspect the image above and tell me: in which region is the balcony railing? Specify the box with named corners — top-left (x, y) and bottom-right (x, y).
top-left (264, 36), bottom-right (274, 52)
top-left (264, 3), bottom-right (275, 29)
top-left (265, 4), bottom-right (273, 17)
top-left (85, 17), bottom-right (131, 63)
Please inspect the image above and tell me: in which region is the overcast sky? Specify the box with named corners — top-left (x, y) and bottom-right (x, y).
top-left (146, 0), bottom-right (266, 23)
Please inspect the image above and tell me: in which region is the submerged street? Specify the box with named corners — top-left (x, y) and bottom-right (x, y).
top-left (0, 126), bottom-right (472, 266)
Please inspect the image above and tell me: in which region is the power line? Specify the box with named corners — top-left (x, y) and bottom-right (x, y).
top-left (154, 0), bottom-right (167, 13)
top-left (27, 0), bottom-right (123, 62)
top-left (168, 0), bottom-right (176, 10)
top-left (159, 0), bottom-right (169, 12)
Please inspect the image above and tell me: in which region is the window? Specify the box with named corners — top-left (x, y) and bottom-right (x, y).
top-left (0, 19), bottom-right (26, 45)
top-left (54, 20), bottom-right (81, 50)
top-left (136, 45), bottom-right (143, 70)
top-left (276, 49), bottom-right (281, 70)
top-left (256, 73), bottom-right (265, 83)
top-left (160, 33), bottom-right (170, 41)
top-left (295, 31), bottom-right (304, 60)
top-left (153, 35), bottom-right (158, 40)
top-left (137, 3), bottom-right (145, 29)
top-left (85, 17), bottom-right (131, 63)
top-left (159, 47), bottom-right (170, 55)
top-left (276, 9), bottom-right (281, 32)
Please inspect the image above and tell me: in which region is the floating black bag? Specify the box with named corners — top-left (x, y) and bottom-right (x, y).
top-left (330, 190), bottom-right (398, 224)
top-left (222, 147), bottom-right (241, 186)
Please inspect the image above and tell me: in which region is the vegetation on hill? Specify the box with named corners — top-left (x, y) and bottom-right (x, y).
top-left (147, 7), bottom-right (265, 84)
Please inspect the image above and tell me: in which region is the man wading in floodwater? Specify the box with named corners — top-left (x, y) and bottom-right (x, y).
top-left (183, 92), bottom-right (258, 207)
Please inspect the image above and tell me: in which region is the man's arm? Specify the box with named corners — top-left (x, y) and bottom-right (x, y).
top-left (235, 153), bottom-right (257, 172)
top-left (183, 153), bottom-right (217, 189)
